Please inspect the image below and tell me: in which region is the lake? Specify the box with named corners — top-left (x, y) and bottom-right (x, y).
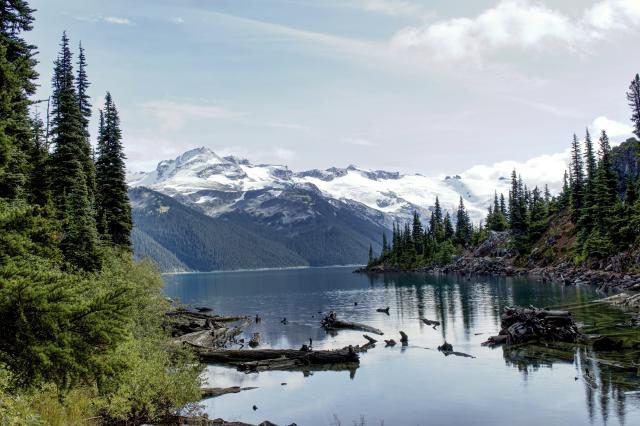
top-left (163, 267), bottom-right (640, 426)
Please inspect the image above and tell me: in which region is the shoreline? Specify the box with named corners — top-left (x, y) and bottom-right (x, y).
top-left (355, 256), bottom-right (640, 292)
top-left (162, 264), bottom-right (366, 276)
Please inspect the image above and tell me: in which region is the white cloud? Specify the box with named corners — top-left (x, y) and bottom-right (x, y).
top-left (125, 137), bottom-right (194, 171)
top-left (461, 149), bottom-right (570, 196)
top-left (274, 147), bottom-right (296, 161)
top-left (590, 116), bottom-right (634, 138)
top-left (142, 100), bottom-right (247, 133)
top-left (347, 137), bottom-right (377, 147)
top-left (104, 16), bottom-right (132, 25)
top-left (391, 0), bottom-right (640, 62)
top-left (173, 16), bottom-right (185, 24)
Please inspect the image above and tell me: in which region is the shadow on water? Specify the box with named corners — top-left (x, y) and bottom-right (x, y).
top-left (164, 267), bottom-right (639, 425)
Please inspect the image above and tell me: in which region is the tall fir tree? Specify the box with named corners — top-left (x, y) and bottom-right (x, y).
top-left (60, 164), bottom-right (101, 270)
top-left (75, 40), bottom-right (96, 204)
top-left (443, 212), bottom-right (454, 241)
top-left (76, 42), bottom-right (91, 135)
top-left (96, 92), bottom-right (132, 247)
top-left (627, 73), bottom-right (640, 140)
top-left (528, 186), bottom-right (547, 243)
top-left (499, 193), bottom-right (507, 217)
top-left (0, 0), bottom-right (38, 200)
top-left (411, 211), bottom-right (423, 254)
top-left (455, 196), bottom-right (471, 245)
top-left (593, 131), bottom-right (617, 235)
top-left (569, 134), bottom-right (585, 224)
top-left (581, 128), bottom-right (598, 230)
top-left (49, 32), bottom-right (89, 205)
top-left (430, 196), bottom-right (444, 242)
top-left (49, 32), bottom-right (100, 269)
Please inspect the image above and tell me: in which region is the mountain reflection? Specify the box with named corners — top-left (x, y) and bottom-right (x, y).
top-left (165, 267), bottom-right (639, 425)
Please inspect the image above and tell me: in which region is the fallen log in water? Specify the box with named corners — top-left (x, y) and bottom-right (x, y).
top-left (194, 345), bottom-right (361, 365)
top-left (321, 311), bottom-right (383, 335)
top-left (421, 318), bottom-right (440, 327)
top-left (363, 334), bottom-right (378, 344)
top-left (166, 309), bottom-right (248, 323)
top-left (201, 386), bottom-right (258, 398)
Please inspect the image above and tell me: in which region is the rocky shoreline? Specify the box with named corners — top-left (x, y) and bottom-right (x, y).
top-left (356, 256), bottom-right (640, 293)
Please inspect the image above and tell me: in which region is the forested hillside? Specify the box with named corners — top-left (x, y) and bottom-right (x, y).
top-left (367, 76), bottom-right (640, 272)
top-left (131, 227), bottom-right (189, 272)
top-left (0, 2), bottom-right (200, 423)
top-left (130, 187), bottom-right (309, 270)
top-left (219, 187), bottom-right (386, 266)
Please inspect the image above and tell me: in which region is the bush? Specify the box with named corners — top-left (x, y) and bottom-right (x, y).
top-left (0, 246), bottom-right (203, 424)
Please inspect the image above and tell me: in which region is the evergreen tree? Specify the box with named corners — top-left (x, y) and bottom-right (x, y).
top-left (499, 193), bottom-right (507, 217)
top-left (96, 92), bottom-right (132, 247)
top-left (508, 170), bottom-right (528, 253)
top-left (429, 197), bottom-right (444, 242)
top-left (627, 73), bottom-right (640, 139)
top-left (593, 130), bottom-right (617, 234)
top-left (528, 186), bottom-right (547, 243)
top-left (60, 164), bottom-right (101, 271)
top-left (455, 196), bottom-right (471, 245)
top-left (75, 40), bottom-right (96, 203)
top-left (49, 32), bottom-right (100, 269)
top-left (76, 41), bottom-right (91, 135)
top-left (559, 170), bottom-right (571, 209)
top-left (412, 211), bottom-right (423, 254)
top-left (569, 134), bottom-right (585, 224)
top-left (49, 32), bottom-right (88, 205)
top-left (581, 129), bottom-right (598, 230)
top-left (443, 212), bottom-right (454, 241)
top-left (0, 0), bottom-right (38, 200)
top-left (26, 113), bottom-right (50, 206)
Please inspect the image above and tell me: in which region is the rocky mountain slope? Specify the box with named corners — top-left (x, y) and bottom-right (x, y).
top-left (128, 146), bottom-right (513, 227)
top-left (127, 147), bottom-right (521, 271)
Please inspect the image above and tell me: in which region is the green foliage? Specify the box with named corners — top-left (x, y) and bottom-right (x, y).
top-left (94, 337), bottom-right (201, 423)
top-left (96, 93), bottom-right (131, 248)
top-left (0, 255), bottom-right (131, 391)
top-left (0, 3), bottom-right (202, 423)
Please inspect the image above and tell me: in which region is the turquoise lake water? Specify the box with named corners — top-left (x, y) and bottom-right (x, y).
top-left (163, 267), bottom-right (640, 426)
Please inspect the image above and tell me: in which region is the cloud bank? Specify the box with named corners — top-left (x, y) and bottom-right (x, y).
top-left (391, 0), bottom-right (640, 62)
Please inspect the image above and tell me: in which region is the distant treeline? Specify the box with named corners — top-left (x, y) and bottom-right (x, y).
top-left (369, 74), bottom-right (640, 269)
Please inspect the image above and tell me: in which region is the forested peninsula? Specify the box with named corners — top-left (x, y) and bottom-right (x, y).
top-left (362, 77), bottom-right (640, 291)
top-left (1, 2), bottom-right (201, 423)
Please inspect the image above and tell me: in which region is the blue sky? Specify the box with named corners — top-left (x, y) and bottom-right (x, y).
top-left (27, 0), bottom-right (640, 174)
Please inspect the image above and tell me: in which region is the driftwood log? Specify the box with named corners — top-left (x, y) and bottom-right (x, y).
top-left (363, 334), bottom-right (378, 344)
top-left (166, 309), bottom-right (247, 323)
top-left (483, 306), bottom-right (580, 346)
top-left (201, 386), bottom-right (257, 398)
top-left (194, 345), bottom-right (361, 365)
top-left (376, 307), bottom-right (390, 314)
top-left (321, 311), bottom-right (384, 335)
top-left (422, 318), bottom-right (440, 327)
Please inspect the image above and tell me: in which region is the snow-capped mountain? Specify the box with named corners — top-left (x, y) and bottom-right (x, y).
top-left (128, 146), bottom-right (512, 227)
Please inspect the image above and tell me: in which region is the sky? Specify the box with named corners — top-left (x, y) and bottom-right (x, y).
top-left (26, 0), bottom-right (640, 180)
